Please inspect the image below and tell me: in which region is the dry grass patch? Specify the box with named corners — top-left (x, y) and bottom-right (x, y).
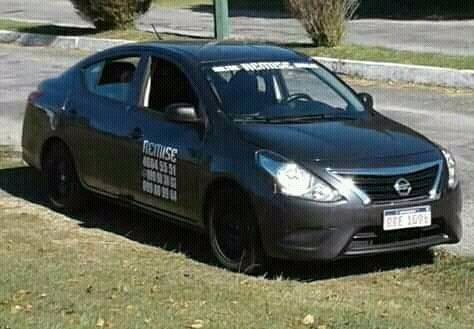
top-left (0, 153), bottom-right (472, 329)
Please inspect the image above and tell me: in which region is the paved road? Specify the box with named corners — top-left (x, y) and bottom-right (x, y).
top-left (1, 0), bottom-right (474, 55)
top-left (0, 44), bottom-right (473, 255)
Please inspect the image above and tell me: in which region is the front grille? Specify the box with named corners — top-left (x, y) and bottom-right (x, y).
top-left (339, 164), bottom-right (439, 203)
top-left (345, 218), bottom-right (445, 252)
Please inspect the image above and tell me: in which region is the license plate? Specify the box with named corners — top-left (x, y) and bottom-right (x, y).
top-left (383, 206), bottom-right (431, 231)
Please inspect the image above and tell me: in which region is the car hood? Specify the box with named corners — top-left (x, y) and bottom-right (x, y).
top-left (237, 113), bottom-right (440, 167)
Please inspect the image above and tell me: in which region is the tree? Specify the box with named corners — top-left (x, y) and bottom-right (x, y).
top-left (288, 0), bottom-right (359, 47)
top-left (69, 0), bottom-right (152, 30)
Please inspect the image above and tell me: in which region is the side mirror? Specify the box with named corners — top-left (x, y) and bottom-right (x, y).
top-left (165, 103), bottom-right (200, 123)
top-left (358, 92), bottom-right (374, 110)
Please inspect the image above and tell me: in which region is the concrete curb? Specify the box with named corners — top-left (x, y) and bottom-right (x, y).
top-left (314, 57), bottom-right (474, 89)
top-left (0, 30), bottom-right (127, 51)
top-left (1, 29), bottom-right (473, 89)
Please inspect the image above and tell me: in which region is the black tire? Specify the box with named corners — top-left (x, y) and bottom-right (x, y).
top-left (44, 142), bottom-right (87, 212)
top-left (208, 187), bottom-right (265, 274)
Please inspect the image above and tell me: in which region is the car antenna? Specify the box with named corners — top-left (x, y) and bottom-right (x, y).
top-left (151, 24), bottom-right (163, 41)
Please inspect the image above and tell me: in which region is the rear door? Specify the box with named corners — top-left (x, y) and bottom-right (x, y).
top-left (123, 55), bottom-right (206, 221)
top-left (68, 53), bottom-right (146, 195)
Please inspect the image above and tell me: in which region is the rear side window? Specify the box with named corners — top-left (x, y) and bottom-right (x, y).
top-left (83, 56), bottom-right (140, 102)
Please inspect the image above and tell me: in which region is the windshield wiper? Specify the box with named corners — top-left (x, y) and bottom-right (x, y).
top-left (267, 113), bottom-right (357, 123)
top-left (231, 113), bottom-right (270, 123)
top-left (230, 113), bottom-right (358, 123)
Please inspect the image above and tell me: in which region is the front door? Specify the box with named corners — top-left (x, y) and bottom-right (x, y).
top-left (125, 55), bottom-right (206, 221)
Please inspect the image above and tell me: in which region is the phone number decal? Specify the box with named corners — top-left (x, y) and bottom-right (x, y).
top-left (141, 140), bottom-right (178, 202)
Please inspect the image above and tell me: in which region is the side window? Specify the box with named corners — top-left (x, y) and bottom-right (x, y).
top-left (142, 57), bottom-right (198, 112)
top-left (282, 69), bottom-right (348, 110)
top-left (83, 56), bottom-right (140, 103)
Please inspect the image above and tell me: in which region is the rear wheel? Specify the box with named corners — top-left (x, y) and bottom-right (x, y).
top-left (44, 143), bottom-right (87, 212)
top-left (208, 187), bottom-right (265, 274)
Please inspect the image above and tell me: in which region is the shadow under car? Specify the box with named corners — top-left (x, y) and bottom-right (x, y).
top-left (0, 164), bottom-right (436, 281)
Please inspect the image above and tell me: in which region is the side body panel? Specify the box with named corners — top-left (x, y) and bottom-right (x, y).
top-left (21, 70), bottom-right (77, 170)
top-left (66, 87), bottom-right (132, 195)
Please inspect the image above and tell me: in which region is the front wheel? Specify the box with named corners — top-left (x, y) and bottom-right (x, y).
top-left (44, 143), bottom-right (87, 212)
top-left (208, 188), bottom-right (265, 274)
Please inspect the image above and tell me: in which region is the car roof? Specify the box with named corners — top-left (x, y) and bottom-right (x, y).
top-left (127, 40), bottom-right (307, 64)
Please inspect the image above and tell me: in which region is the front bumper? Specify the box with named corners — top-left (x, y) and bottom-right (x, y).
top-left (255, 184), bottom-right (462, 261)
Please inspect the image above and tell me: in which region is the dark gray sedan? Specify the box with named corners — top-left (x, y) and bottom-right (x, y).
top-left (22, 42), bottom-right (462, 273)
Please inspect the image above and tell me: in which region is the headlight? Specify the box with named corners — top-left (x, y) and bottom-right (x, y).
top-left (441, 149), bottom-right (458, 189)
top-left (256, 151), bottom-right (343, 202)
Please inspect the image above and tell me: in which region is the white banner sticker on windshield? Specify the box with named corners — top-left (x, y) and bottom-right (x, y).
top-left (212, 61), bottom-right (320, 73)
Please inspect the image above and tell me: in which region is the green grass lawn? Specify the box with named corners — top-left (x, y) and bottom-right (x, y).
top-left (0, 151), bottom-right (473, 329)
top-left (153, 0), bottom-right (287, 11)
top-left (153, 0), bottom-right (474, 19)
top-left (2, 18), bottom-right (474, 70)
top-left (298, 44), bottom-right (474, 70)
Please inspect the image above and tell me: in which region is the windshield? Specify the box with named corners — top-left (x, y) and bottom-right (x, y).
top-left (203, 61), bottom-right (366, 122)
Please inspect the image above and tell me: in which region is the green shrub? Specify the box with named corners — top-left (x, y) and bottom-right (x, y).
top-left (288, 0), bottom-right (360, 47)
top-left (69, 0), bottom-right (152, 30)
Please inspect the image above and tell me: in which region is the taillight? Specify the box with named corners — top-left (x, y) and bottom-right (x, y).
top-left (27, 91), bottom-right (43, 103)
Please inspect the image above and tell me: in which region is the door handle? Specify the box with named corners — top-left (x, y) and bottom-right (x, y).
top-left (128, 127), bottom-right (144, 140)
